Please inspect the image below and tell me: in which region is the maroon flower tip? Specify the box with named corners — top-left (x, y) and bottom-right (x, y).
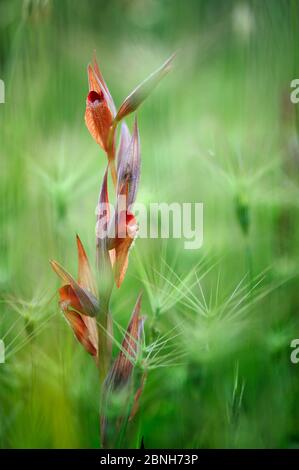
top-left (87, 90), bottom-right (103, 103)
top-left (126, 212), bottom-right (135, 224)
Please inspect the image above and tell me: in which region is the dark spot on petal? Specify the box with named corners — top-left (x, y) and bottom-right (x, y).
top-left (126, 212), bottom-right (135, 224)
top-left (88, 90), bottom-right (103, 103)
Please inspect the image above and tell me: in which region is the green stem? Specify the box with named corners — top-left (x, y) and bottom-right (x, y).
top-left (97, 306), bottom-right (109, 382)
top-left (96, 240), bottom-right (114, 382)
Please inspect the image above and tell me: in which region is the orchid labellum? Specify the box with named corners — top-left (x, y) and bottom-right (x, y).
top-left (51, 52), bottom-right (174, 447)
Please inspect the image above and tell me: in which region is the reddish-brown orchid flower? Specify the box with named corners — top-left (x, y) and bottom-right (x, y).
top-left (85, 59), bottom-right (115, 154)
top-left (50, 235), bottom-right (99, 358)
top-left (96, 118), bottom-right (140, 288)
top-left (85, 53), bottom-right (175, 187)
top-left (51, 235), bottom-right (115, 376)
top-left (85, 89), bottom-right (114, 153)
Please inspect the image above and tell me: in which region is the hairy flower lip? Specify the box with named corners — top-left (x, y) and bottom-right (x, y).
top-left (87, 90), bottom-right (104, 104)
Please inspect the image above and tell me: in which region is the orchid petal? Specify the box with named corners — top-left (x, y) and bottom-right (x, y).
top-left (116, 122), bottom-right (131, 172)
top-left (95, 168), bottom-right (115, 306)
top-left (117, 118), bottom-right (140, 207)
top-left (59, 284), bottom-right (98, 356)
top-left (113, 214), bottom-right (138, 288)
top-left (76, 235), bottom-right (96, 295)
top-left (64, 310), bottom-right (97, 356)
top-left (107, 179), bottom-right (138, 287)
top-left (92, 53), bottom-right (116, 116)
top-left (106, 292), bottom-right (143, 388)
top-left (96, 167), bottom-right (110, 241)
top-left (50, 260), bottom-right (99, 317)
top-left (96, 168), bottom-right (113, 272)
top-left (115, 53), bottom-right (175, 122)
top-left (85, 92), bottom-right (113, 152)
top-left (87, 64), bottom-right (102, 95)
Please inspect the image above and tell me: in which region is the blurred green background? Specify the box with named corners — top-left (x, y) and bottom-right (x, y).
top-left (1, 0), bottom-right (299, 449)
